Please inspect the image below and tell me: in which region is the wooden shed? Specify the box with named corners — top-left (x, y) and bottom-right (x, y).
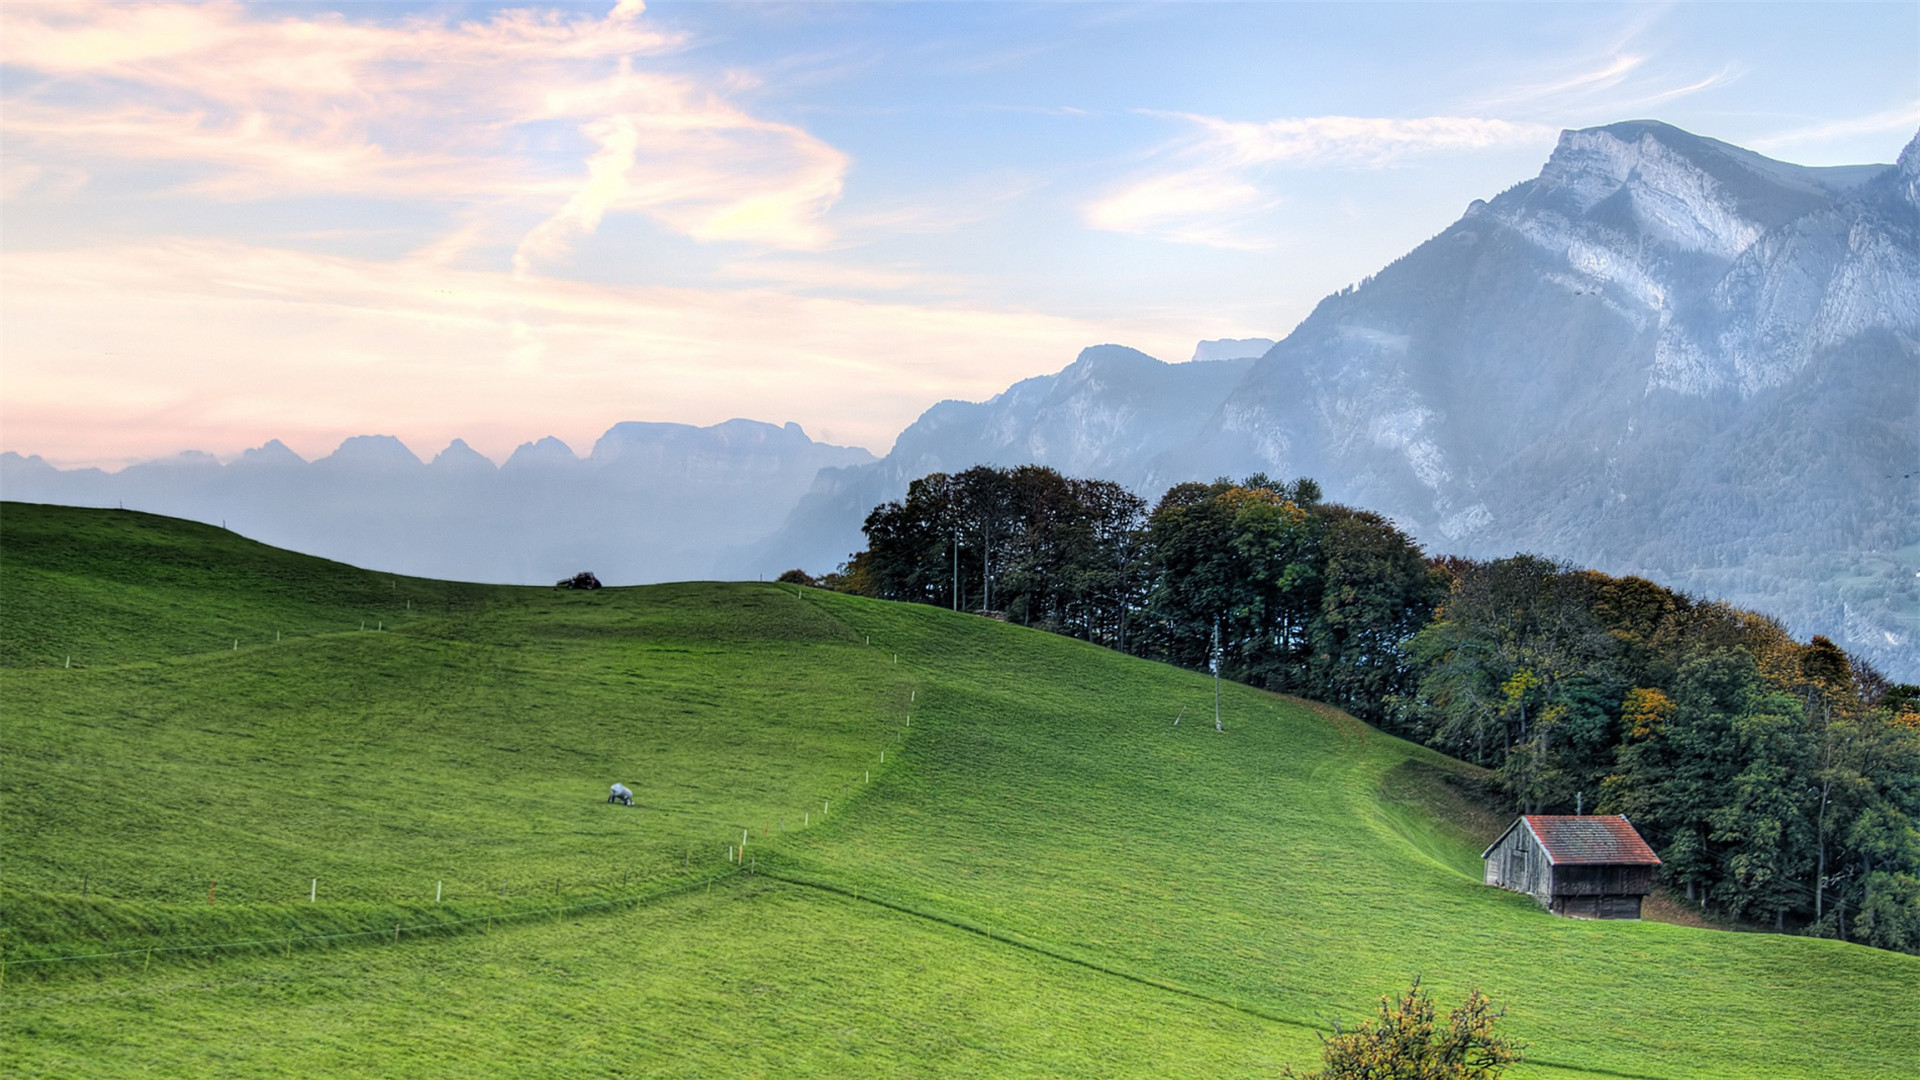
top-left (1482, 815), bottom-right (1661, 919)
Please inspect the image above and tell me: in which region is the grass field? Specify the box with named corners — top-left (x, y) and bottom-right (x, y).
top-left (3, 503), bottom-right (1916, 1079)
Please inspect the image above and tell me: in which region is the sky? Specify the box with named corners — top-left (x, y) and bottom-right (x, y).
top-left (2, 1), bottom-right (1916, 468)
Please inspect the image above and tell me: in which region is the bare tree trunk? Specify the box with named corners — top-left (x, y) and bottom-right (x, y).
top-left (1815, 771), bottom-right (1832, 920)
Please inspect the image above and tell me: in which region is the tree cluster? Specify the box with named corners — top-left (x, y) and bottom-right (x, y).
top-left (852, 465), bottom-right (1151, 649)
top-left (836, 467), bottom-right (1920, 952)
top-left (1134, 476), bottom-right (1442, 719)
top-left (854, 469), bottom-right (1441, 716)
top-left (1398, 555), bottom-right (1920, 948)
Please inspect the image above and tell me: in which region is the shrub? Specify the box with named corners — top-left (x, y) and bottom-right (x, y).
top-left (1284, 978), bottom-right (1521, 1079)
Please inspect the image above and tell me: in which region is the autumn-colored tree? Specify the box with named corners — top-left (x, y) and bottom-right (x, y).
top-left (1621, 686), bottom-right (1676, 741)
top-left (1283, 979), bottom-right (1521, 1080)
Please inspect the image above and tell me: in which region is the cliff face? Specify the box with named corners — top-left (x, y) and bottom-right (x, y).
top-left (758, 122), bottom-right (1919, 675)
top-left (1223, 121), bottom-right (1916, 672)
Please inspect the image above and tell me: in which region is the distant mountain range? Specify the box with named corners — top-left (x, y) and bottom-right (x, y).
top-left (5, 120), bottom-right (1914, 676)
top-left (1, 420), bottom-right (873, 586)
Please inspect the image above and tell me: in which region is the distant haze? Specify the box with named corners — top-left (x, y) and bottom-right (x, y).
top-left (3, 421), bottom-right (872, 586)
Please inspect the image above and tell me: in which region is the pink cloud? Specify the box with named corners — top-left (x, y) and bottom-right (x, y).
top-left (1, 1), bottom-right (844, 252)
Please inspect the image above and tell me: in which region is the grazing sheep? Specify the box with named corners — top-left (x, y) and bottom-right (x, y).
top-left (608, 782), bottom-right (634, 806)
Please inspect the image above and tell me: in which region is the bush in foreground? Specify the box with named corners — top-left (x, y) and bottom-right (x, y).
top-left (1284, 978), bottom-right (1521, 1080)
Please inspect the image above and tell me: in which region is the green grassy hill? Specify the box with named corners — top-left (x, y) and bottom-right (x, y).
top-left (3, 503), bottom-right (1914, 1079)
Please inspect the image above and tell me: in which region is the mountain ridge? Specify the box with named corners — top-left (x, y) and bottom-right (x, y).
top-left (1, 419), bottom-right (875, 586)
top-left (750, 120), bottom-right (1919, 677)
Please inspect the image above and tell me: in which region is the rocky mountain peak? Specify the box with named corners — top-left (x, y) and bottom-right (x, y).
top-left (429, 438), bottom-right (497, 471)
top-left (503, 436), bottom-right (578, 470)
top-left (322, 435), bottom-right (422, 469)
top-left (237, 439), bottom-right (304, 467)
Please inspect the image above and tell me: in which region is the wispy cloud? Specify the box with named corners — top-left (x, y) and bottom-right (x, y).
top-left (1750, 103), bottom-right (1920, 155)
top-left (1086, 114), bottom-right (1550, 247)
top-left (1173, 114), bottom-right (1550, 169)
top-left (1473, 53), bottom-right (1648, 111)
top-left (0, 1), bottom-right (847, 261)
top-left (1462, 9), bottom-right (1735, 119)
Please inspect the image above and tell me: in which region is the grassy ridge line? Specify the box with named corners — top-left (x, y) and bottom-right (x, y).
top-left (759, 860), bottom-right (1320, 1030)
top-left (0, 867), bottom-right (747, 976)
top-left (0, 503), bottom-right (462, 669)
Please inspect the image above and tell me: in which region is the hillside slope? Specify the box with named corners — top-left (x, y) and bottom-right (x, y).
top-left (3, 504), bottom-right (1915, 1079)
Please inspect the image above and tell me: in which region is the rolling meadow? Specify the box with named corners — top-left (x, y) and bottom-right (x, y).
top-left (2, 504), bottom-right (1915, 1078)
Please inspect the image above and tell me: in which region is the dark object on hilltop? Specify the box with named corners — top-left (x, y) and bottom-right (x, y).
top-left (557, 571), bottom-right (602, 590)
top-left (608, 783), bottom-right (633, 806)
top-left (776, 568), bottom-right (816, 586)
top-left (1483, 815), bottom-right (1660, 919)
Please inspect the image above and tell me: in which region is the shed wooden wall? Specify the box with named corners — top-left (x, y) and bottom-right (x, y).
top-left (1550, 864), bottom-right (1656, 898)
top-left (1553, 894), bottom-right (1645, 919)
top-left (1484, 826), bottom-right (1552, 908)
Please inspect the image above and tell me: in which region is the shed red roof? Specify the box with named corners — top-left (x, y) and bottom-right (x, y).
top-left (1522, 815), bottom-right (1661, 866)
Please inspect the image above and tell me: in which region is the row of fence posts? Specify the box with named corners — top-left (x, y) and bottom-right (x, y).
top-left (23, 615), bottom-right (916, 976)
top-left (54, 611), bottom-right (419, 669)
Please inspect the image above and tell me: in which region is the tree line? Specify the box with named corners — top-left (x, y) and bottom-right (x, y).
top-left (784, 465), bottom-right (1920, 953)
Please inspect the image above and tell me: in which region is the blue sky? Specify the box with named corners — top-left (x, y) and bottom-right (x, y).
top-left (3, 1), bottom-right (1915, 466)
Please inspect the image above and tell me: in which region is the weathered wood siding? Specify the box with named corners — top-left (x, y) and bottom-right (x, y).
top-left (1483, 825), bottom-right (1552, 907)
top-left (1549, 864), bottom-right (1656, 898)
top-left (1552, 894), bottom-right (1644, 919)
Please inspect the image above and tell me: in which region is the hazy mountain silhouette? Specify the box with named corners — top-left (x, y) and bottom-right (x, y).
top-left (2, 420), bottom-right (874, 586)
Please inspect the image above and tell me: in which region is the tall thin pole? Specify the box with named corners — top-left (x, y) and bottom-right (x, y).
top-left (953, 529), bottom-right (960, 611)
top-left (982, 519), bottom-right (991, 612)
top-left (1212, 617), bottom-right (1222, 732)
